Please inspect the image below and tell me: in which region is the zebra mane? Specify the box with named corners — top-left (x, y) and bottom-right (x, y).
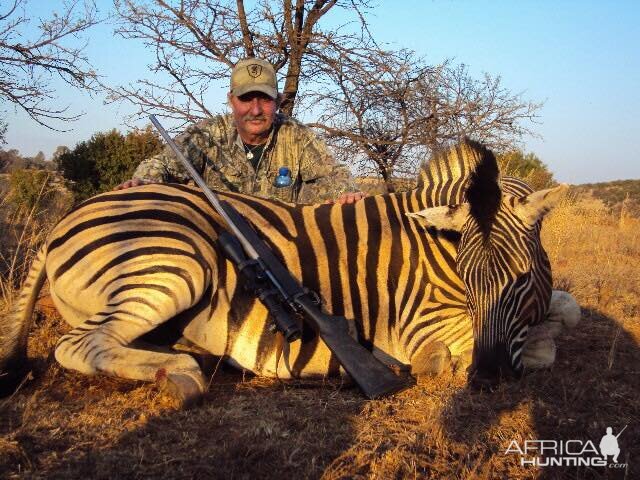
top-left (416, 139), bottom-right (501, 237)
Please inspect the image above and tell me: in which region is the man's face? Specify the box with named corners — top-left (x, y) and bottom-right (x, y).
top-left (229, 91), bottom-right (278, 143)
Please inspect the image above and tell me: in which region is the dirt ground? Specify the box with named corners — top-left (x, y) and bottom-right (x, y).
top-left (1, 197), bottom-right (638, 479)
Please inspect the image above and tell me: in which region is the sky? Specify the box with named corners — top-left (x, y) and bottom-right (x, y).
top-left (3, 0), bottom-right (639, 184)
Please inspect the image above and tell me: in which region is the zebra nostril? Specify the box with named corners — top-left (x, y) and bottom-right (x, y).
top-left (468, 371), bottom-right (499, 391)
top-left (467, 360), bottom-right (519, 389)
top-left (468, 365), bottom-right (502, 390)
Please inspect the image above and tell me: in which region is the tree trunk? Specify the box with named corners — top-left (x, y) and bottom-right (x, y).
top-left (380, 167), bottom-right (396, 193)
top-left (280, 51), bottom-right (302, 117)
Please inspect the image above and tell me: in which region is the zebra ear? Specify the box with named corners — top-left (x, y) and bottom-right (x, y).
top-left (515, 184), bottom-right (569, 226)
top-left (406, 204), bottom-right (471, 232)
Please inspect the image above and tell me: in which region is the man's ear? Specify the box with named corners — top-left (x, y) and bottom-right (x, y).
top-left (406, 204), bottom-right (470, 232)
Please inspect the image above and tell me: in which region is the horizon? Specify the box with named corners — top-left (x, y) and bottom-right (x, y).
top-left (2, 0), bottom-right (639, 184)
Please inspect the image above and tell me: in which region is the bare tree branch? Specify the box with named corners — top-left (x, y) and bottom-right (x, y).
top-left (106, 0), bottom-right (375, 121)
top-left (0, 0), bottom-right (100, 134)
top-left (305, 52), bottom-right (542, 191)
top-left (236, 0), bottom-right (255, 57)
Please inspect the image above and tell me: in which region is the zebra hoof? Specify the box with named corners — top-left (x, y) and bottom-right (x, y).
top-left (410, 341), bottom-right (452, 376)
top-left (522, 326), bottom-right (556, 369)
top-left (547, 290), bottom-right (581, 335)
top-left (156, 369), bottom-right (206, 409)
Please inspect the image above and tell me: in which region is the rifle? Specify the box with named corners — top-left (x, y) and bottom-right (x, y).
top-left (615, 425), bottom-right (628, 439)
top-left (149, 115), bottom-right (412, 399)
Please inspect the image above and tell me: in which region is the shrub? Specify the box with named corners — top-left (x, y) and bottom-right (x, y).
top-left (56, 127), bottom-right (163, 202)
top-left (7, 169), bottom-right (55, 215)
top-left (496, 149), bottom-right (555, 190)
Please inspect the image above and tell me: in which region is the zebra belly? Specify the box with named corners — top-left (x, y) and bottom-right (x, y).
top-left (181, 292), bottom-right (337, 379)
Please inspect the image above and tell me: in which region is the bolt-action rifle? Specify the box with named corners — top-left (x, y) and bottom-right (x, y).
top-left (150, 115), bottom-right (412, 399)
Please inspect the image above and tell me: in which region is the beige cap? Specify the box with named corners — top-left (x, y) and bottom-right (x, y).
top-left (230, 58), bottom-right (278, 99)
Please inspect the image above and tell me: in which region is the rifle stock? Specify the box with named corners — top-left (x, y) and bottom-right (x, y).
top-left (296, 296), bottom-right (411, 399)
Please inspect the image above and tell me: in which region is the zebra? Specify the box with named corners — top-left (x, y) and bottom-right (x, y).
top-left (0, 140), bottom-right (579, 404)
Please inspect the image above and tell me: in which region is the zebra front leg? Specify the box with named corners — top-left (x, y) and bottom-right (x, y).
top-left (54, 307), bottom-right (207, 408)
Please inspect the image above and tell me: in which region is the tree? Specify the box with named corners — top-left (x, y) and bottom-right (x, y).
top-left (0, 0), bottom-right (99, 136)
top-left (56, 126), bottom-right (163, 200)
top-left (51, 145), bottom-right (70, 163)
top-left (33, 151), bottom-right (45, 163)
top-left (107, 0), bottom-right (378, 124)
top-left (304, 50), bottom-right (432, 191)
top-left (411, 63), bottom-right (542, 151)
top-left (496, 149), bottom-right (554, 190)
top-left (0, 148), bottom-right (22, 172)
top-left (308, 56), bottom-right (542, 191)
top-left (0, 148), bottom-right (57, 172)
top-left (0, 120), bottom-right (6, 145)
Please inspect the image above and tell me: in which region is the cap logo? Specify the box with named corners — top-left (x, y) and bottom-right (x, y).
top-left (247, 64), bottom-right (262, 78)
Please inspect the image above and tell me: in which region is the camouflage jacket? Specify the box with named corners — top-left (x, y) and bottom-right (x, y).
top-left (134, 113), bottom-right (354, 203)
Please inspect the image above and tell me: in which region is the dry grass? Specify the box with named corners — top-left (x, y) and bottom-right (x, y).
top-left (0, 173), bottom-right (70, 306)
top-left (1, 193), bottom-right (638, 479)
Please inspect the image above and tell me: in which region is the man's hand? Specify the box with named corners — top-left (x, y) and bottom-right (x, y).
top-left (115, 178), bottom-right (153, 190)
top-left (326, 191), bottom-right (367, 205)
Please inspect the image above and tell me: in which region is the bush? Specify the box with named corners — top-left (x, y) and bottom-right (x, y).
top-left (496, 149), bottom-right (555, 190)
top-left (56, 127), bottom-right (163, 201)
top-left (7, 169), bottom-right (55, 214)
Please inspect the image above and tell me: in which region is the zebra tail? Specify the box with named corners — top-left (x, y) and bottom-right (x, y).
top-left (0, 244), bottom-right (48, 396)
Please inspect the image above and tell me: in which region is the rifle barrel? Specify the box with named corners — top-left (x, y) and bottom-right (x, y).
top-left (149, 115), bottom-right (260, 261)
top-left (615, 425), bottom-right (628, 438)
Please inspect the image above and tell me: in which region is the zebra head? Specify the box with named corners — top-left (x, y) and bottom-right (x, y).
top-left (409, 141), bottom-right (567, 386)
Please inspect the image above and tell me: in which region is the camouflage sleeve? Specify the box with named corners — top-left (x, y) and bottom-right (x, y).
top-left (133, 121), bottom-right (213, 183)
top-left (297, 133), bottom-right (356, 203)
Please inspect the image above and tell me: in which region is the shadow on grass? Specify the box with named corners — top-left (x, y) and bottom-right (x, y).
top-left (1, 307), bottom-right (637, 479)
top-left (0, 361), bottom-right (364, 479)
top-left (440, 307), bottom-right (639, 480)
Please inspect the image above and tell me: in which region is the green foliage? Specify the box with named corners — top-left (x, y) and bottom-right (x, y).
top-left (0, 148), bottom-right (56, 172)
top-left (7, 169), bottom-right (55, 214)
top-left (495, 149), bottom-right (555, 190)
top-left (56, 127), bottom-right (163, 201)
top-left (573, 179), bottom-right (640, 218)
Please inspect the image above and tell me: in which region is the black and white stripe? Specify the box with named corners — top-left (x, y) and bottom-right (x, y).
top-left (0, 140), bottom-right (563, 392)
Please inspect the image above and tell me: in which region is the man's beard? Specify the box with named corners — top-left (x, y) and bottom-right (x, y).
top-left (243, 115), bottom-right (272, 139)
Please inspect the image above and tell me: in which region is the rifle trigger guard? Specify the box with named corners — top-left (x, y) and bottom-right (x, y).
top-left (258, 288), bottom-right (279, 302)
top-left (293, 289), bottom-right (321, 306)
top-left (310, 290), bottom-right (321, 305)
top-left (237, 258), bottom-right (258, 272)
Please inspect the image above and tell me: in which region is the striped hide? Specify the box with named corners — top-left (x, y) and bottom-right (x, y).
top-left (0, 140), bottom-right (568, 401)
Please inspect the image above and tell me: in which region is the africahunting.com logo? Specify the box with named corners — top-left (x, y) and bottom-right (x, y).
top-left (504, 426), bottom-right (628, 469)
